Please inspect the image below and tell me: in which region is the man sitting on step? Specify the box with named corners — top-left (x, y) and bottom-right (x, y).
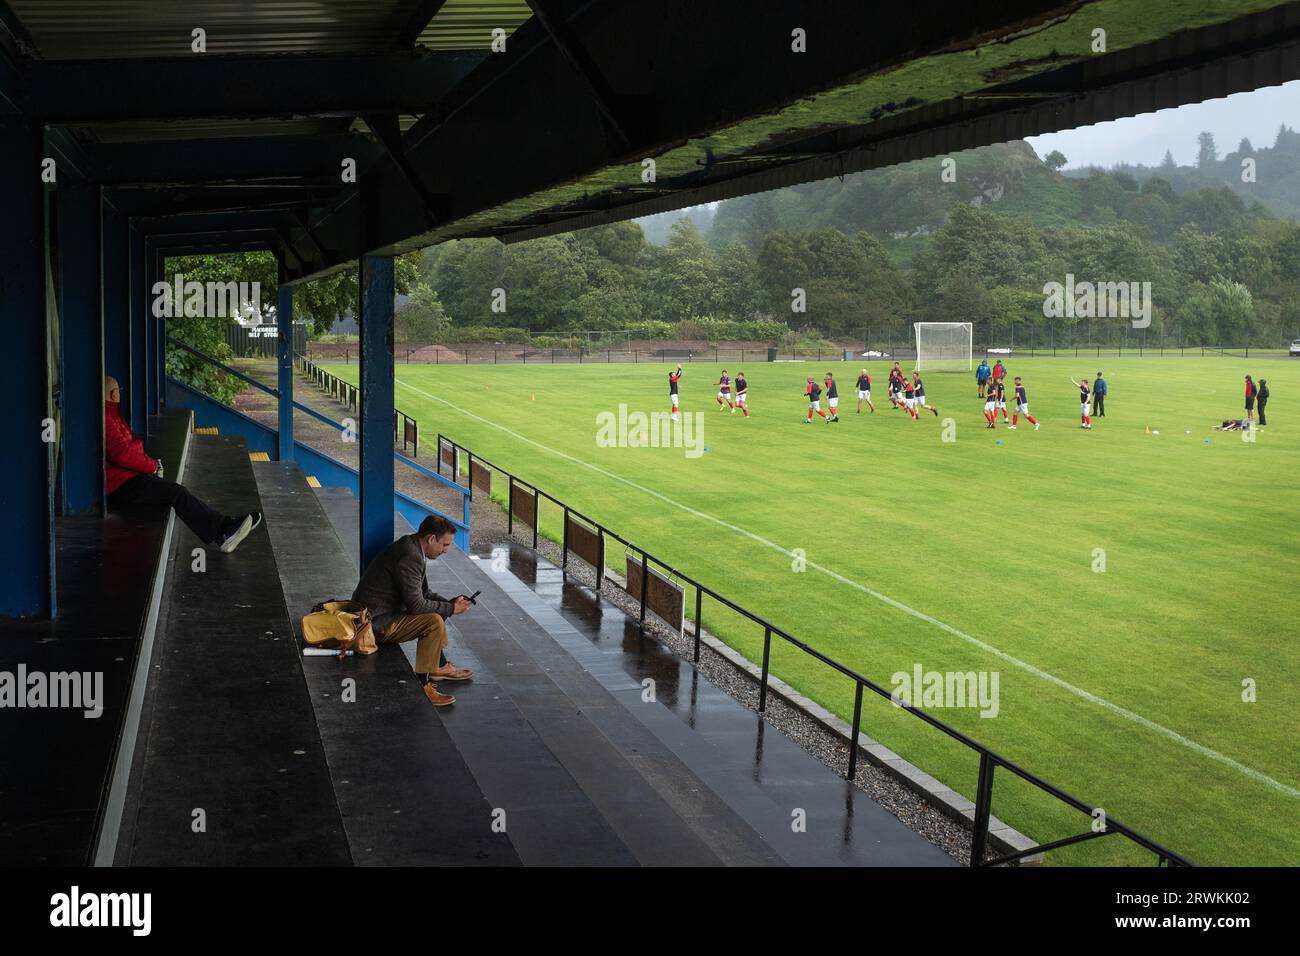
top-left (351, 514), bottom-right (475, 707)
top-left (105, 376), bottom-right (262, 553)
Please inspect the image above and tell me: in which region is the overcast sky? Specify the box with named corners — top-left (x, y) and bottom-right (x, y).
top-left (1025, 79), bottom-right (1300, 169)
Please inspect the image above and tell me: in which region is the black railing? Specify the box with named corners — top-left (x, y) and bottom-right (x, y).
top-left (438, 432), bottom-right (1193, 869)
top-left (298, 355), bottom-right (418, 455)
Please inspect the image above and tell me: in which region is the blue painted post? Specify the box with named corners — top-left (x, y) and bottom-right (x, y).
top-left (146, 243), bottom-right (161, 414)
top-left (277, 283), bottom-right (294, 461)
top-left (0, 120), bottom-right (54, 617)
top-left (128, 224), bottom-right (147, 432)
top-left (153, 247), bottom-right (166, 410)
top-left (359, 255), bottom-right (395, 570)
top-left (59, 181), bottom-right (105, 516)
top-left (102, 206), bottom-right (131, 401)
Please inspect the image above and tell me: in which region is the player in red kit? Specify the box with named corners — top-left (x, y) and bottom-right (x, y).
top-left (717, 370), bottom-right (735, 412)
top-left (804, 377), bottom-right (828, 422)
top-left (1008, 377), bottom-right (1039, 430)
top-left (668, 365), bottom-right (682, 421)
top-left (855, 369), bottom-right (874, 413)
top-left (1069, 376), bottom-right (1093, 429)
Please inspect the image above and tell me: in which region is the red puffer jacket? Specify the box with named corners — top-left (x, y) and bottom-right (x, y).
top-left (105, 401), bottom-right (158, 495)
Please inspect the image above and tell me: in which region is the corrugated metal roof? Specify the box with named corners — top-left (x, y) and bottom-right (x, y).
top-left (7, 1), bottom-right (406, 59)
top-left (7, 0), bottom-right (533, 59)
top-left (416, 0), bottom-right (531, 50)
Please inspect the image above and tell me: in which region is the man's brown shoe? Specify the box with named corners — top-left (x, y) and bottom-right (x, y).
top-left (423, 683), bottom-right (456, 707)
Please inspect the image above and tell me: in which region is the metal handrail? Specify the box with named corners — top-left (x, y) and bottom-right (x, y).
top-left (296, 354), bottom-right (419, 455)
top-left (438, 431), bottom-right (1194, 869)
top-left (167, 337), bottom-right (278, 397)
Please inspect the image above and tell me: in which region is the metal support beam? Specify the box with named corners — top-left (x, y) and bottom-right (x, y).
top-left (58, 180), bottom-right (105, 516)
top-left (128, 224), bottom-right (147, 431)
top-left (277, 282), bottom-right (294, 462)
top-left (361, 111), bottom-right (446, 225)
top-left (24, 50), bottom-right (484, 123)
top-left (153, 245), bottom-right (167, 412)
top-left (0, 118), bottom-right (53, 617)
top-left (146, 244), bottom-right (161, 414)
top-left (102, 205), bottom-right (131, 403)
top-left (83, 135), bottom-right (382, 186)
top-left (359, 254), bottom-right (395, 571)
top-left (525, 0), bottom-right (632, 154)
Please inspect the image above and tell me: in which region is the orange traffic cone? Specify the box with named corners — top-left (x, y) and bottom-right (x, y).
top-left (1144, 425), bottom-right (1150, 434)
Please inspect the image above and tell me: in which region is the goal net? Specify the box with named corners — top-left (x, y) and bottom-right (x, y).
top-left (914, 322), bottom-right (972, 371)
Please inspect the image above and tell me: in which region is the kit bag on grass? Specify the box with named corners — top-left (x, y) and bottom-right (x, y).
top-left (302, 600), bottom-right (378, 655)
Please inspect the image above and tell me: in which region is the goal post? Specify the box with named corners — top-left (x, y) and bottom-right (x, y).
top-left (914, 322), bottom-right (973, 371)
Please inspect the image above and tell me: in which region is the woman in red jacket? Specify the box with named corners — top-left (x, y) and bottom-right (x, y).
top-left (105, 377), bottom-right (261, 553)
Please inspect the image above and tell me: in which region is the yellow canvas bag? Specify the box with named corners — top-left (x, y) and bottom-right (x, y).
top-left (301, 600), bottom-right (378, 655)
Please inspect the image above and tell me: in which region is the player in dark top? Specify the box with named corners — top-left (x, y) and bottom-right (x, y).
top-left (668, 365), bottom-right (682, 421)
top-left (824, 373), bottom-right (840, 422)
top-left (1069, 376), bottom-right (1092, 428)
top-left (717, 370), bottom-right (735, 412)
top-left (855, 369), bottom-right (874, 414)
top-left (888, 362), bottom-right (904, 408)
top-left (912, 373), bottom-right (939, 417)
top-left (734, 371), bottom-right (749, 418)
top-left (1245, 375), bottom-right (1256, 422)
top-left (901, 377), bottom-right (918, 420)
top-left (993, 379), bottom-right (1009, 423)
top-left (1008, 377), bottom-right (1039, 430)
top-left (804, 377), bottom-right (827, 423)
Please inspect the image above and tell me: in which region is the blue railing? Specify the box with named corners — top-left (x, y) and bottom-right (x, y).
top-left (164, 338), bottom-right (469, 550)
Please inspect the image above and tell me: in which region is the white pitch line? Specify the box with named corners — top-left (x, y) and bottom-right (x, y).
top-left (398, 376), bottom-right (1300, 800)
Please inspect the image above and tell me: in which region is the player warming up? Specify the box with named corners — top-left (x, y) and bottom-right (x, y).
top-left (717, 370), bottom-right (735, 412)
top-left (1008, 377), bottom-right (1039, 430)
top-left (983, 384), bottom-right (998, 428)
top-left (856, 369), bottom-right (874, 413)
top-left (992, 378), bottom-right (1010, 423)
top-left (1070, 376), bottom-right (1093, 429)
top-left (668, 365), bottom-right (682, 421)
top-left (804, 377), bottom-right (828, 423)
top-left (901, 375), bottom-right (919, 420)
top-left (824, 372), bottom-right (840, 422)
top-left (888, 363), bottom-right (905, 409)
top-left (735, 371), bottom-right (750, 417)
top-left (912, 373), bottom-right (939, 417)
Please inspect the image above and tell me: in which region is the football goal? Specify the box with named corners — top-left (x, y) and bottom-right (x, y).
top-left (914, 322), bottom-right (973, 371)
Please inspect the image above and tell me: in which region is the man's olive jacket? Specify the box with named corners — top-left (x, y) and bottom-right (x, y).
top-left (351, 533), bottom-right (454, 635)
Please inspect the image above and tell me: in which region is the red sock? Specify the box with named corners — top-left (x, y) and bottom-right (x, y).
top-left (1012, 414), bottom-right (1018, 426)
top-left (1026, 415), bottom-right (1038, 425)
top-left (741, 406), bottom-right (748, 417)
top-left (1002, 410), bottom-right (1009, 421)
top-left (807, 410), bottom-right (813, 420)
top-left (728, 401), bottom-right (734, 409)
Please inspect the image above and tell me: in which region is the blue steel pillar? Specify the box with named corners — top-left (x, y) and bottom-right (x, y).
top-left (0, 119), bottom-right (54, 617)
top-left (102, 206), bottom-right (130, 399)
top-left (128, 223), bottom-right (147, 432)
top-left (277, 282), bottom-right (294, 461)
top-left (146, 243), bottom-right (161, 414)
top-left (58, 180), bottom-right (105, 516)
top-left (359, 255), bottom-right (395, 571)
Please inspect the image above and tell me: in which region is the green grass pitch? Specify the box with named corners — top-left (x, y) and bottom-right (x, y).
top-left (328, 356), bottom-right (1299, 865)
